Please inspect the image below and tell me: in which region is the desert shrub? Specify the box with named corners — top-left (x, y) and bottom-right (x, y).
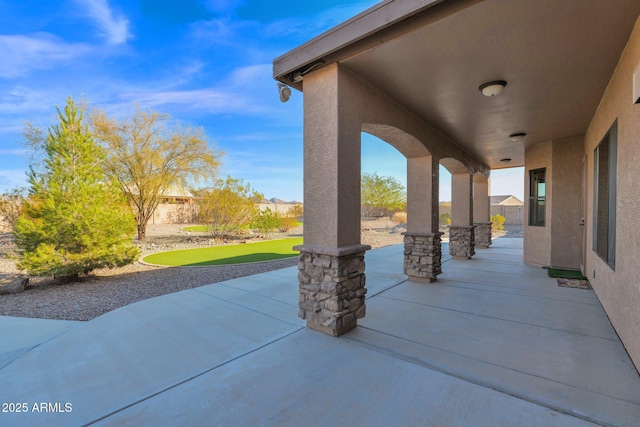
top-left (439, 212), bottom-right (451, 225)
top-left (197, 177), bottom-right (262, 237)
top-left (491, 214), bottom-right (506, 231)
top-left (286, 204), bottom-right (303, 221)
top-left (252, 208), bottom-right (281, 237)
top-left (391, 211), bottom-right (407, 224)
top-left (276, 214), bottom-right (298, 232)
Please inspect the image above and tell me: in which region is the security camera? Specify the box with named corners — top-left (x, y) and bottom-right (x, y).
top-left (278, 82), bottom-right (291, 103)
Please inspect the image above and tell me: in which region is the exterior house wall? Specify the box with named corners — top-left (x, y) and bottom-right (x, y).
top-left (150, 202), bottom-right (198, 224)
top-left (490, 205), bottom-right (524, 225)
top-left (550, 136), bottom-right (584, 269)
top-left (583, 17), bottom-right (640, 370)
top-left (524, 141), bottom-right (553, 266)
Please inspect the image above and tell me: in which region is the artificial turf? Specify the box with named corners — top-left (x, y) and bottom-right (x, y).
top-left (142, 237), bottom-right (303, 266)
top-left (546, 267), bottom-right (588, 280)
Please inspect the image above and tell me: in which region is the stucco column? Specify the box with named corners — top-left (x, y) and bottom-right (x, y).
top-left (403, 156), bottom-right (443, 282)
top-left (449, 172), bottom-right (475, 259)
top-left (294, 64), bottom-right (370, 336)
top-left (473, 175), bottom-right (492, 248)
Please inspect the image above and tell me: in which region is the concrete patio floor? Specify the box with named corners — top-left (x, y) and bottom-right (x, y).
top-left (0, 238), bottom-right (639, 426)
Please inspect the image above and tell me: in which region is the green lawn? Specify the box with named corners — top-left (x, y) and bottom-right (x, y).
top-left (142, 237), bottom-right (303, 266)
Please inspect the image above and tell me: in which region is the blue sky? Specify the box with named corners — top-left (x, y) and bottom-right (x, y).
top-left (0, 0), bottom-right (524, 202)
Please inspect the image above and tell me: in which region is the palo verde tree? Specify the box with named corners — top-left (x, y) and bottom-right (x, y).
top-left (89, 107), bottom-right (222, 240)
top-left (361, 172), bottom-right (406, 217)
top-left (197, 176), bottom-right (263, 237)
top-left (14, 97), bottom-right (139, 279)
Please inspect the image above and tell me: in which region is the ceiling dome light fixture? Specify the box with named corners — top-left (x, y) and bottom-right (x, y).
top-left (500, 158), bottom-right (512, 164)
top-left (509, 132), bottom-right (527, 142)
top-left (479, 80), bottom-right (507, 97)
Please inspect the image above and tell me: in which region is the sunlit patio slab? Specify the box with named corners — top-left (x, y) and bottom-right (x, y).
top-left (0, 238), bottom-right (638, 426)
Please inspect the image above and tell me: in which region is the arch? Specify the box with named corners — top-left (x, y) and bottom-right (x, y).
top-left (473, 171), bottom-right (489, 183)
top-left (362, 123), bottom-right (431, 159)
top-left (440, 157), bottom-right (469, 175)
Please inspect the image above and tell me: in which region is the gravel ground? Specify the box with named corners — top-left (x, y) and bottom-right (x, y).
top-left (0, 220), bottom-right (405, 321)
top-left (0, 221), bottom-right (521, 321)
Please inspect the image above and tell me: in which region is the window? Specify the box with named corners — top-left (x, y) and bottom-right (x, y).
top-left (528, 168), bottom-right (546, 226)
top-left (593, 120), bottom-right (617, 268)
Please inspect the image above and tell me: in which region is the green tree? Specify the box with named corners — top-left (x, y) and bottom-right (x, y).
top-left (89, 107), bottom-right (223, 240)
top-left (197, 176), bottom-right (263, 238)
top-left (252, 207), bottom-right (281, 237)
top-left (439, 212), bottom-right (451, 225)
top-left (361, 172), bottom-right (406, 217)
top-left (14, 97), bottom-right (139, 279)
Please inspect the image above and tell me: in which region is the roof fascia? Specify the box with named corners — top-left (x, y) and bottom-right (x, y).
top-left (273, 0), bottom-right (482, 89)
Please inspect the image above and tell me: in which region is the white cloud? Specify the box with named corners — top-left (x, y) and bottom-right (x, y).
top-left (109, 64), bottom-right (276, 115)
top-left (0, 86), bottom-right (54, 115)
top-left (0, 33), bottom-right (91, 78)
top-left (75, 0), bottom-right (131, 45)
top-left (117, 87), bottom-right (267, 115)
top-left (226, 64), bottom-right (271, 88)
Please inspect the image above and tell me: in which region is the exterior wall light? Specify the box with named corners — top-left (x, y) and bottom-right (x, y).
top-left (509, 132), bottom-right (527, 142)
top-left (278, 82), bottom-right (291, 103)
top-left (479, 80), bottom-right (507, 97)
top-left (500, 158), bottom-right (512, 163)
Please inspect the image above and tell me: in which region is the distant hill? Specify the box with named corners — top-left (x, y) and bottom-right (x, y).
top-left (266, 197), bottom-right (301, 204)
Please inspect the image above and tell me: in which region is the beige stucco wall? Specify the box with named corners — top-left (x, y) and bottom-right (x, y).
top-left (257, 203), bottom-right (302, 214)
top-left (524, 141), bottom-right (552, 266)
top-left (473, 176), bottom-right (490, 223)
top-left (583, 16), bottom-right (640, 370)
top-left (550, 136), bottom-right (584, 269)
top-left (150, 202), bottom-right (198, 224)
top-left (302, 63), bottom-right (490, 245)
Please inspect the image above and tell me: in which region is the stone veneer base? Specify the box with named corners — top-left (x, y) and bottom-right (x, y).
top-left (474, 222), bottom-right (492, 248)
top-left (294, 244), bottom-right (371, 337)
top-left (402, 232), bottom-right (443, 283)
top-left (449, 225), bottom-right (476, 259)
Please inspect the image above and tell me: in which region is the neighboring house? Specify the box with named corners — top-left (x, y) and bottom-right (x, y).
top-left (150, 187), bottom-right (199, 225)
top-left (490, 195), bottom-right (524, 225)
top-left (274, 0), bottom-right (640, 370)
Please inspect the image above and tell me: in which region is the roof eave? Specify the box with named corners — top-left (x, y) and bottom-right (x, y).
top-left (273, 0), bottom-right (462, 88)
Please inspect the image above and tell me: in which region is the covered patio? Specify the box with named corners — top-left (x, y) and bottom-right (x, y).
top-left (273, 0), bottom-right (640, 374)
top-left (1, 238), bottom-right (639, 426)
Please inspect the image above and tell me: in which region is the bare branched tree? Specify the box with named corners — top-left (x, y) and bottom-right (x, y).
top-left (90, 108), bottom-right (223, 240)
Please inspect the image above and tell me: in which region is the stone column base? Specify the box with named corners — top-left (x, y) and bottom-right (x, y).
top-left (403, 232), bottom-right (443, 283)
top-left (474, 222), bottom-right (492, 248)
top-left (294, 244), bottom-right (371, 337)
top-left (449, 225), bottom-right (476, 259)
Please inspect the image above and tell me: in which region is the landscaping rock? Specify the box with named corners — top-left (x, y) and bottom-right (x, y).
top-left (0, 274), bottom-right (28, 295)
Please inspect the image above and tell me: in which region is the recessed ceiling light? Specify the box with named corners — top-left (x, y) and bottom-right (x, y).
top-left (500, 158), bottom-right (512, 163)
top-left (479, 80), bottom-right (507, 97)
top-left (509, 132), bottom-right (526, 142)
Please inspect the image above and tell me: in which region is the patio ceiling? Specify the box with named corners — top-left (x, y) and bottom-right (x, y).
top-left (274, 0), bottom-right (640, 169)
